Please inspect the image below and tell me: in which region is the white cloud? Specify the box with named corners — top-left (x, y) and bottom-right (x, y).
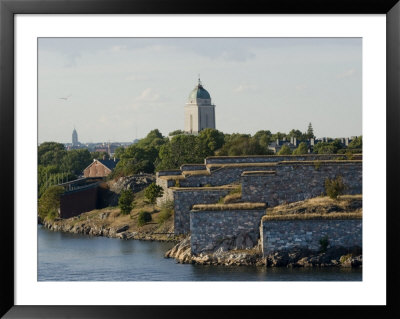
top-left (337, 68), bottom-right (356, 79)
top-left (110, 45), bottom-right (127, 52)
top-left (135, 88), bottom-right (160, 102)
top-left (234, 83), bottom-right (258, 93)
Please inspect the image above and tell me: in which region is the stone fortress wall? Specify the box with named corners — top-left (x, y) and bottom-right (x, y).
top-left (260, 218), bottom-right (362, 255)
top-left (190, 207), bottom-right (266, 255)
top-left (173, 187), bottom-right (234, 234)
top-left (241, 161), bottom-right (362, 206)
top-left (155, 155), bottom-right (362, 255)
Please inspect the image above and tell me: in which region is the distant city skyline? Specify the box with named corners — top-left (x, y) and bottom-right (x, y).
top-left (38, 38), bottom-right (362, 143)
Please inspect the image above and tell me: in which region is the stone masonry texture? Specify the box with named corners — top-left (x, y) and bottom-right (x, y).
top-left (173, 188), bottom-right (232, 234)
top-left (205, 154), bottom-right (361, 165)
top-left (261, 219), bottom-right (362, 255)
top-left (241, 162), bottom-right (362, 206)
top-left (190, 209), bottom-right (266, 255)
top-left (180, 164), bottom-right (207, 171)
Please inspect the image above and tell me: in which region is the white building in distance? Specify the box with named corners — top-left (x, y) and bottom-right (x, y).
top-left (72, 128), bottom-right (79, 146)
top-left (184, 78), bottom-right (216, 134)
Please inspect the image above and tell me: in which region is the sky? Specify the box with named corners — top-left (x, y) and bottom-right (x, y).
top-left (38, 38), bottom-right (362, 143)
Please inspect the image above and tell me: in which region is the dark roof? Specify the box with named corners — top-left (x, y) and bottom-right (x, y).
top-left (97, 158), bottom-right (119, 170)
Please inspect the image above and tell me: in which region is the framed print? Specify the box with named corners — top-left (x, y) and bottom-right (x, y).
top-left (1, 0), bottom-right (399, 318)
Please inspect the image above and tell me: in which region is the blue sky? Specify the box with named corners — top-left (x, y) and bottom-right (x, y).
top-left (38, 38), bottom-right (362, 143)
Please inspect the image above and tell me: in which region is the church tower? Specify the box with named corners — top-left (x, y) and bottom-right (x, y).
top-left (184, 78), bottom-right (216, 134)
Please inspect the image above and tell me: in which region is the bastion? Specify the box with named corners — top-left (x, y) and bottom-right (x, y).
top-left (260, 213), bottom-right (362, 255)
top-left (190, 203), bottom-right (267, 255)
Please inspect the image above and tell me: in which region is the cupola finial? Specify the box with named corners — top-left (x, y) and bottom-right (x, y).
top-left (198, 74), bottom-right (201, 86)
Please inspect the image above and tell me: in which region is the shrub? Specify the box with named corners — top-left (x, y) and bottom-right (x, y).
top-left (228, 184), bottom-right (242, 195)
top-left (46, 210), bottom-right (59, 221)
top-left (319, 235), bottom-right (329, 253)
top-left (293, 142), bottom-right (309, 155)
top-left (278, 144), bottom-right (292, 155)
top-left (137, 211), bottom-right (152, 226)
top-left (345, 151), bottom-right (354, 160)
top-left (118, 189), bottom-right (134, 215)
top-left (38, 185), bottom-right (64, 221)
top-left (158, 200), bottom-right (174, 224)
top-left (325, 176), bottom-right (346, 199)
top-left (314, 160), bottom-right (321, 170)
top-left (145, 183), bottom-right (164, 204)
top-left (175, 180), bottom-right (180, 187)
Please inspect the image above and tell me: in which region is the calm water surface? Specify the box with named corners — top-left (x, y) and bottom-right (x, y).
top-left (38, 226), bottom-right (362, 281)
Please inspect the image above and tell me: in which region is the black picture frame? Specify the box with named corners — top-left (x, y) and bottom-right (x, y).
top-left (1, 0), bottom-right (399, 318)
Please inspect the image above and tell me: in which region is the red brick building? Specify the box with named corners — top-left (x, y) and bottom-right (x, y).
top-left (83, 158), bottom-right (119, 178)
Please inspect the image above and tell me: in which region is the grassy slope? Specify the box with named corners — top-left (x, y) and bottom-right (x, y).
top-left (263, 194), bottom-right (362, 221)
top-left (50, 189), bottom-right (176, 241)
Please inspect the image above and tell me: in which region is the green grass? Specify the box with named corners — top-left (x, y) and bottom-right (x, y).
top-left (262, 211), bottom-right (362, 221)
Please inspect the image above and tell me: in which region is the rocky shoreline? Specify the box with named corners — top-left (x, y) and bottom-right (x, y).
top-left (42, 218), bottom-right (362, 268)
top-left (165, 236), bottom-right (362, 268)
top-left (41, 218), bottom-right (178, 242)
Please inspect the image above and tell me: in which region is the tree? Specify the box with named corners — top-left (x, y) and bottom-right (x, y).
top-left (156, 134), bottom-right (203, 170)
top-left (293, 142), bottom-right (309, 155)
top-left (91, 151), bottom-right (109, 160)
top-left (197, 128), bottom-right (225, 157)
top-left (325, 176), bottom-right (346, 199)
top-left (306, 122), bottom-right (315, 139)
top-left (144, 183), bottom-right (164, 204)
top-left (278, 144), bottom-right (292, 155)
top-left (137, 211), bottom-right (152, 226)
top-left (288, 129), bottom-right (303, 140)
top-left (253, 130), bottom-right (272, 149)
top-left (118, 189), bottom-right (134, 215)
top-left (271, 132), bottom-right (286, 141)
top-left (111, 129), bottom-right (168, 177)
top-left (348, 136), bottom-right (362, 150)
top-left (168, 130), bottom-right (184, 136)
top-left (38, 142), bottom-right (67, 166)
top-left (38, 185), bottom-right (64, 221)
top-left (216, 133), bottom-right (270, 156)
top-left (61, 149), bottom-right (92, 175)
top-left (114, 146), bottom-right (125, 159)
top-left (314, 142), bottom-right (336, 154)
top-left (136, 129), bottom-right (165, 149)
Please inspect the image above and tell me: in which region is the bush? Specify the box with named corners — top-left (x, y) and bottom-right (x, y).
top-left (228, 184), bottom-right (242, 195)
top-left (144, 183), bottom-right (164, 204)
top-left (319, 235), bottom-right (329, 252)
top-left (157, 200), bottom-right (174, 224)
top-left (118, 189), bottom-right (134, 215)
top-left (137, 211), bottom-right (152, 226)
top-left (278, 144), bottom-right (292, 155)
top-left (38, 185), bottom-right (64, 221)
top-left (293, 142), bottom-right (308, 155)
top-left (325, 176), bottom-right (347, 199)
top-left (46, 210), bottom-right (59, 221)
top-left (314, 160), bottom-right (321, 170)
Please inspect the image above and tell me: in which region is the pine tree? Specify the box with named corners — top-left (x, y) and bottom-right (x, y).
top-left (118, 189), bottom-right (134, 215)
top-left (307, 123), bottom-right (315, 139)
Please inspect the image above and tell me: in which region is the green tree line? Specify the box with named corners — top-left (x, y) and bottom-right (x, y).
top-left (38, 125), bottom-right (362, 188)
top-left (37, 142), bottom-right (110, 198)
